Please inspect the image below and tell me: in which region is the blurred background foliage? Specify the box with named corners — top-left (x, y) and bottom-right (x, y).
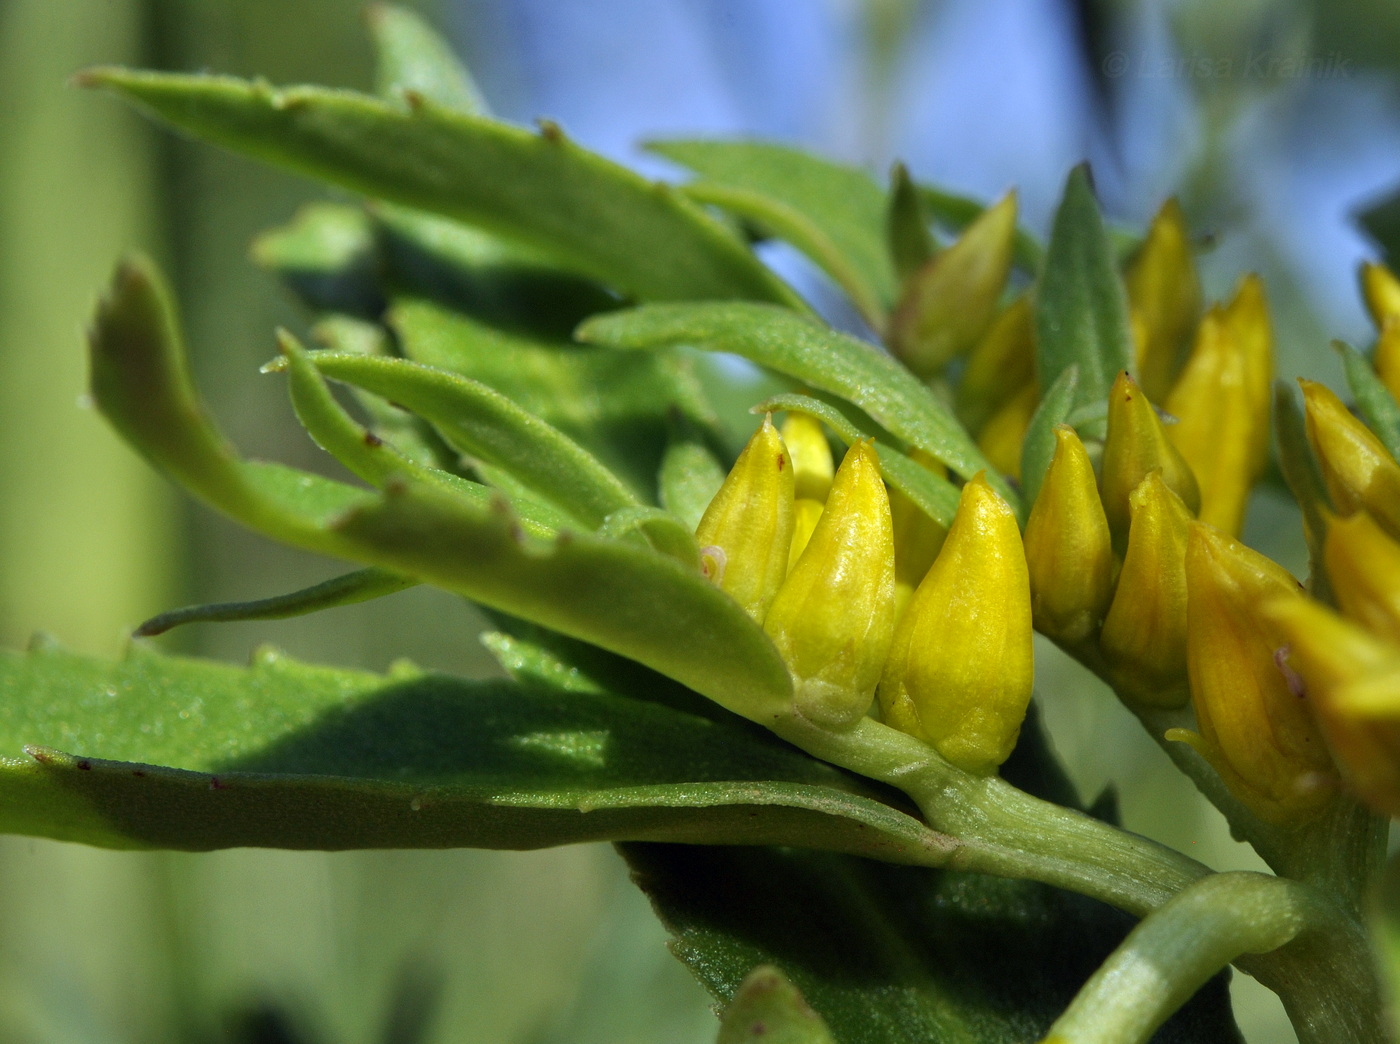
top-left (2, 0), bottom-right (1399, 1040)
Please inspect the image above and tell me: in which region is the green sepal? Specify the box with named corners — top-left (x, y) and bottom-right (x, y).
top-left (648, 139), bottom-right (897, 328)
top-left (886, 161), bottom-right (935, 283)
top-left (1336, 338), bottom-right (1400, 460)
top-left (368, 3), bottom-right (488, 114)
top-left (79, 67), bottom-right (801, 307)
top-left (134, 568), bottom-right (415, 637)
top-left (753, 392), bottom-right (960, 527)
top-left (577, 302), bottom-right (1014, 507)
top-left (1035, 165), bottom-right (1132, 411)
top-left (917, 183), bottom-right (1043, 272)
top-left (1019, 365), bottom-right (1081, 513)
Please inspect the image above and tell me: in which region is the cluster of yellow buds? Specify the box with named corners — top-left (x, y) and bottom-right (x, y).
top-left (695, 415), bottom-right (1033, 774)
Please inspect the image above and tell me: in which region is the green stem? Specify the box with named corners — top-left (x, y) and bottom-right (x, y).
top-left (1043, 872), bottom-right (1366, 1044)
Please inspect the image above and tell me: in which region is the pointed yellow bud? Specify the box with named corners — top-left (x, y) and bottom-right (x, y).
top-left (1361, 261), bottom-right (1400, 329)
top-left (890, 450), bottom-right (949, 623)
top-left (975, 382), bottom-right (1038, 480)
top-left (1222, 275), bottom-right (1274, 471)
top-left (957, 295), bottom-right (1035, 433)
top-left (878, 474), bottom-right (1033, 774)
top-left (1300, 379), bottom-right (1400, 537)
top-left (1171, 524), bottom-right (1332, 824)
top-left (1126, 198), bottom-right (1201, 401)
top-left (1324, 511), bottom-right (1400, 643)
top-left (788, 497), bottom-right (825, 572)
top-left (1374, 317), bottom-right (1400, 404)
top-left (780, 413), bottom-right (834, 502)
top-left (695, 416), bottom-right (795, 621)
top-left (1100, 371), bottom-right (1201, 551)
top-left (1099, 472), bottom-right (1193, 708)
top-left (890, 193), bottom-right (1018, 376)
top-left (1024, 425), bottom-right (1114, 645)
top-left (764, 441), bottom-right (896, 728)
top-left (1163, 303), bottom-right (1271, 536)
top-left (1265, 597), bottom-right (1398, 818)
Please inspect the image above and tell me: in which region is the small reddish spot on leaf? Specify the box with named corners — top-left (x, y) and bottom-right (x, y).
top-left (364, 431), bottom-right (384, 448)
top-left (76, 760), bottom-right (91, 771)
top-left (209, 777), bottom-right (228, 791)
top-left (131, 769), bottom-right (146, 778)
top-left (776, 453), bottom-right (786, 471)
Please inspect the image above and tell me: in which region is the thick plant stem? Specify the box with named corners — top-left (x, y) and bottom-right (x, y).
top-left (1042, 872), bottom-right (1380, 1044)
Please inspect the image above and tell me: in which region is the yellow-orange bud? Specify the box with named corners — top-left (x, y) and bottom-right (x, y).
top-left (976, 382), bottom-right (1038, 481)
top-left (1265, 598), bottom-right (1399, 818)
top-left (1024, 425), bottom-right (1114, 645)
top-left (764, 441), bottom-right (896, 728)
top-left (878, 474), bottom-right (1033, 774)
top-left (890, 450), bottom-right (948, 623)
top-left (889, 193), bottom-right (1018, 376)
top-left (788, 497), bottom-right (825, 573)
top-left (695, 416), bottom-right (795, 621)
top-left (1324, 511), bottom-right (1400, 643)
top-left (1361, 261), bottom-right (1400, 329)
top-left (1300, 379), bottom-right (1400, 537)
top-left (1126, 197), bottom-right (1200, 401)
top-left (1100, 371), bottom-right (1201, 551)
top-left (957, 296), bottom-right (1035, 433)
top-left (1163, 303), bottom-right (1271, 536)
top-left (1374, 318), bottom-right (1400, 404)
top-left (1099, 472), bottom-right (1193, 708)
top-left (1171, 524), bottom-right (1332, 824)
top-left (780, 413), bottom-right (834, 502)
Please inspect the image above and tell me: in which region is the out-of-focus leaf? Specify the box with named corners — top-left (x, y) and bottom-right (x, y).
top-left (658, 432), bottom-right (727, 532)
top-left (649, 140), bottom-right (896, 328)
top-left (1358, 183), bottom-right (1400, 274)
top-left (577, 303), bottom-right (1015, 507)
top-left (1371, 852), bottom-right (1400, 1041)
top-left (753, 392), bottom-right (960, 527)
top-left (1274, 382), bottom-right (1332, 597)
top-left (1035, 165), bottom-right (1132, 419)
top-left (0, 644), bottom-right (958, 859)
top-left (134, 568), bottom-right (415, 637)
top-left (81, 68), bottom-right (803, 307)
top-left (368, 3), bottom-right (487, 115)
top-left (1337, 339), bottom-right (1400, 460)
top-left (598, 506), bottom-right (700, 567)
top-left (1019, 365), bottom-right (1080, 512)
top-left (886, 162), bottom-right (935, 283)
top-left (623, 843), bottom-right (1238, 1044)
top-left (300, 351), bottom-right (640, 527)
top-left (716, 967), bottom-right (835, 1044)
top-left (389, 296), bottom-right (716, 498)
top-left (917, 183), bottom-right (1044, 272)
top-left (250, 202), bottom-right (384, 317)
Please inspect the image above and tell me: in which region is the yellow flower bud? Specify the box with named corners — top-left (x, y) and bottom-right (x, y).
top-left (1265, 597), bottom-right (1398, 818)
top-left (695, 415), bottom-right (795, 621)
top-left (1169, 524), bottom-right (1332, 824)
top-left (1361, 261), bottom-right (1400, 329)
top-left (1163, 304), bottom-right (1271, 536)
top-left (1100, 370), bottom-right (1201, 551)
top-left (1099, 472), bottom-right (1193, 708)
top-left (976, 381), bottom-right (1038, 481)
top-left (1374, 317), bottom-right (1400, 404)
top-left (1024, 425), bottom-right (1114, 646)
top-left (780, 413), bottom-right (834, 502)
top-left (1126, 197), bottom-right (1200, 402)
top-left (1300, 379), bottom-right (1400, 537)
top-left (890, 450), bottom-right (948, 623)
top-left (1324, 511), bottom-right (1400, 643)
top-left (764, 440), bottom-right (896, 728)
top-left (788, 497), bottom-right (825, 573)
top-left (957, 295), bottom-right (1035, 433)
top-left (1221, 275), bottom-right (1274, 472)
top-left (878, 474), bottom-right (1033, 774)
top-left (889, 193), bottom-right (1018, 376)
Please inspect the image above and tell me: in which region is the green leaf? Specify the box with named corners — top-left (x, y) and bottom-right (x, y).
top-left (1336, 339), bottom-right (1400, 460)
top-left (134, 568), bottom-right (416, 637)
top-left (81, 68), bottom-right (802, 307)
top-left (649, 140), bottom-right (897, 327)
top-left (659, 432), bottom-right (727, 532)
top-left (1358, 185), bottom-right (1400, 275)
top-left (1274, 381), bottom-right (1333, 599)
top-left (623, 843), bottom-right (1239, 1044)
top-left (577, 302), bottom-right (1016, 508)
top-left (1018, 365), bottom-right (1080, 512)
top-left (1035, 165), bottom-right (1133, 416)
top-left (1371, 852), bottom-right (1400, 1041)
top-left (368, 3), bottom-right (487, 115)
top-left (389, 296), bottom-right (718, 498)
top-left (717, 967), bottom-right (835, 1044)
top-left (886, 162), bottom-right (934, 283)
top-left (752, 392), bottom-right (960, 527)
top-left (0, 643), bottom-right (953, 858)
top-left (917, 184), bottom-right (1044, 272)
top-left (597, 505), bottom-right (701, 567)
top-left (300, 351), bottom-right (641, 528)
top-left (249, 201), bottom-right (384, 317)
